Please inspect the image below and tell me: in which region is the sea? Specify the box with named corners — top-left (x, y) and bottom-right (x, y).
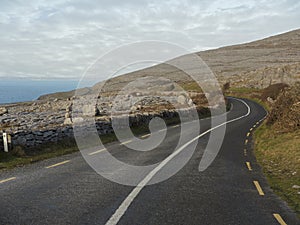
top-left (0, 79), bottom-right (79, 104)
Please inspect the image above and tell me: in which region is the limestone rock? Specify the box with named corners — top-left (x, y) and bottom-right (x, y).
top-left (0, 107), bottom-right (8, 116)
top-left (177, 95), bottom-right (187, 105)
top-left (64, 118), bottom-right (72, 125)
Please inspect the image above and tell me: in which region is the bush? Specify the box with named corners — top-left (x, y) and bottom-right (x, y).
top-left (267, 82), bottom-right (300, 132)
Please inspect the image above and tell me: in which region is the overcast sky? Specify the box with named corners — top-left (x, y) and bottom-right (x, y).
top-left (0, 0), bottom-right (299, 81)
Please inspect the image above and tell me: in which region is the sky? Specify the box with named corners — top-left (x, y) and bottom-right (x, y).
top-left (0, 0), bottom-right (299, 81)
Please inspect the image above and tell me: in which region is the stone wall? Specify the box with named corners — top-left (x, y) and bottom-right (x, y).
top-left (0, 109), bottom-right (187, 151)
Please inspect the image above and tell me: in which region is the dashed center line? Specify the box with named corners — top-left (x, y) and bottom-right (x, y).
top-left (120, 140), bottom-right (132, 145)
top-left (253, 181), bottom-right (265, 196)
top-left (88, 149), bottom-right (106, 156)
top-left (247, 132), bottom-right (250, 137)
top-left (46, 160), bottom-right (70, 169)
top-left (0, 177), bottom-right (16, 184)
top-left (246, 162), bottom-right (252, 171)
top-left (250, 128), bottom-right (253, 131)
top-left (245, 139), bottom-right (248, 145)
top-left (273, 213), bottom-right (287, 225)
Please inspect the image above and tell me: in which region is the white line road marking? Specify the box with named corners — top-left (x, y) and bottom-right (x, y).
top-left (250, 128), bottom-right (253, 131)
top-left (247, 132), bottom-right (250, 137)
top-left (172, 124), bottom-right (180, 128)
top-left (105, 98), bottom-right (252, 225)
top-left (120, 140), bottom-right (132, 145)
top-left (273, 213), bottom-right (287, 225)
top-left (245, 139), bottom-right (248, 145)
top-left (88, 149), bottom-right (106, 156)
top-left (253, 124), bottom-right (256, 128)
top-left (253, 181), bottom-right (265, 196)
top-left (46, 160), bottom-right (70, 169)
top-left (246, 162), bottom-right (252, 171)
top-left (140, 134), bottom-right (150, 138)
top-left (0, 177), bottom-right (16, 184)
top-left (244, 149), bottom-right (247, 156)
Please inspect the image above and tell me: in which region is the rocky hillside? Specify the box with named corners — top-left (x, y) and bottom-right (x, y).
top-left (97, 28), bottom-right (300, 92)
top-left (36, 29), bottom-right (300, 101)
top-left (200, 29), bottom-right (300, 88)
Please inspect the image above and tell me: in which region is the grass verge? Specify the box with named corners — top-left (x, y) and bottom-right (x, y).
top-left (254, 124), bottom-right (300, 217)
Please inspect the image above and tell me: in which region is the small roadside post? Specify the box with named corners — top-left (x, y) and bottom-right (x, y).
top-left (3, 132), bottom-right (8, 152)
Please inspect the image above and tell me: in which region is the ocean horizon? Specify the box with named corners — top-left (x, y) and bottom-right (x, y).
top-left (0, 79), bottom-right (78, 104)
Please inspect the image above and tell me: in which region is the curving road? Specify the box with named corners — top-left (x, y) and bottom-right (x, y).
top-left (0, 98), bottom-right (299, 225)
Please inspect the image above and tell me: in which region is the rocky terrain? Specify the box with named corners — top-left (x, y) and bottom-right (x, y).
top-left (0, 76), bottom-right (220, 150)
top-left (1, 29), bottom-right (300, 151)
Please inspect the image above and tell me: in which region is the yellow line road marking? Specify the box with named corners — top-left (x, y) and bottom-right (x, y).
top-left (245, 139), bottom-right (248, 145)
top-left (246, 162), bottom-right (252, 171)
top-left (273, 214), bottom-right (287, 225)
top-left (253, 181), bottom-right (265, 195)
top-left (120, 140), bottom-right (132, 145)
top-left (247, 132), bottom-right (250, 137)
top-left (172, 124), bottom-right (180, 128)
top-left (46, 160), bottom-right (70, 169)
top-left (141, 134), bottom-right (150, 138)
top-left (88, 149), bottom-right (105, 156)
top-left (0, 177), bottom-right (16, 184)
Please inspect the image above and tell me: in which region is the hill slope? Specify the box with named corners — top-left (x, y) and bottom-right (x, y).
top-left (39, 29), bottom-right (300, 100)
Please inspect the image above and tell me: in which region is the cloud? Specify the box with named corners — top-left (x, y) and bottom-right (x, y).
top-left (0, 0), bottom-right (299, 81)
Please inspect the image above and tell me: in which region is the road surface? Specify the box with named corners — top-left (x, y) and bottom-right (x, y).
top-left (0, 98), bottom-right (299, 225)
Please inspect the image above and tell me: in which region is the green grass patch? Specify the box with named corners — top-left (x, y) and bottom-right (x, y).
top-left (180, 81), bottom-right (203, 92)
top-left (228, 87), bottom-right (260, 93)
top-left (0, 139), bottom-right (78, 170)
top-left (254, 124), bottom-right (300, 217)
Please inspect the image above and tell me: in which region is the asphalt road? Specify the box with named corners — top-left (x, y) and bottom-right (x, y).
top-left (0, 98), bottom-right (299, 225)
